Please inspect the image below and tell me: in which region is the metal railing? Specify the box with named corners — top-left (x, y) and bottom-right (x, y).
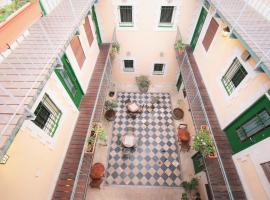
top-left (70, 44), bottom-right (112, 200)
top-left (178, 51), bottom-right (234, 199)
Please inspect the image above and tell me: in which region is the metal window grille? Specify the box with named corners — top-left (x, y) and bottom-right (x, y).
top-left (221, 58), bottom-right (248, 95)
top-left (153, 63), bottom-right (164, 74)
top-left (119, 6), bottom-right (132, 24)
top-left (236, 110), bottom-right (270, 141)
top-left (32, 94), bottom-right (62, 137)
top-left (123, 60), bottom-right (134, 72)
top-left (160, 6), bottom-right (174, 24)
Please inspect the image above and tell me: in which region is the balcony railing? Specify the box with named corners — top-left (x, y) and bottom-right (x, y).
top-left (176, 47), bottom-right (246, 199)
top-left (208, 0), bottom-right (270, 75)
top-left (0, 0), bottom-right (94, 159)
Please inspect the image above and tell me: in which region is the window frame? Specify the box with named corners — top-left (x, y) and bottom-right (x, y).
top-left (153, 63), bottom-right (165, 75)
top-left (236, 109), bottom-right (270, 141)
top-left (158, 6), bottom-right (175, 27)
top-left (221, 57), bottom-right (248, 95)
top-left (32, 94), bottom-right (62, 137)
top-left (123, 59), bottom-right (135, 72)
top-left (118, 5), bottom-right (134, 27)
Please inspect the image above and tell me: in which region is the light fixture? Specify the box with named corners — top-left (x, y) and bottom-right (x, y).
top-left (0, 154), bottom-right (9, 164)
top-left (222, 26), bottom-right (230, 37)
top-left (55, 56), bottom-right (64, 70)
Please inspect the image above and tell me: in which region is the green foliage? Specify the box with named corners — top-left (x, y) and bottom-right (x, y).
top-left (96, 127), bottom-right (106, 141)
top-left (175, 39), bottom-right (185, 50)
top-left (136, 75), bottom-right (151, 89)
top-left (87, 133), bottom-right (96, 150)
top-left (104, 99), bottom-right (118, 111)
top-left (193, 128), bottom-right (215, 157)
top-left (181, 178), bottom-right (199, 191)
top-left (0, 0), bottom-right (30, 22)
top-left (110, 42), bottom-right (120, 58)
top-left (181, 193), bottom-right (189, 200)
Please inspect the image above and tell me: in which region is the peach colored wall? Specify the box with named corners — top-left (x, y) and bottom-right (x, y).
top-left (192, 8), bottom-right (270, 128)
top-left (0, 1), bottom-right (42, 52)
top-left (96, 0), bottom-right (199, 91)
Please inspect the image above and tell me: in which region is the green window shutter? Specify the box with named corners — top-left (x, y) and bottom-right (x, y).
top-left (55, 54), bottom-right (84, 108)
top-left (39, 0), bottom-right (47, 16)
top-left (190, 7), bottom-right (208, 51)
top-left (92, 5), bottom-right (102, 47)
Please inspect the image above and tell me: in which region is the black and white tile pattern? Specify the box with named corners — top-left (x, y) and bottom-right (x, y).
top-left (106, 92), bottom-right (181, 187)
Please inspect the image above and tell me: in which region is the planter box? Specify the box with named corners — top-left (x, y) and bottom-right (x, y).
top-left (85, 131), bottom-right (98, 154)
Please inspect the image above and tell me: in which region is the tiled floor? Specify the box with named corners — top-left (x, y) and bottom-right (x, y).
top-left (105, 92), bottom-right (181, 187)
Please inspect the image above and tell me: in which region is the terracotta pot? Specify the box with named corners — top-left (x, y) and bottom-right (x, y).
top-left (139, 86), bottom-right (149, 93)
top-left (178, 49), bottom-right (185, 56)
top-left (105, 109), bottom-right (116, 121)
top-left (172, 108), bottom-right (184, 120)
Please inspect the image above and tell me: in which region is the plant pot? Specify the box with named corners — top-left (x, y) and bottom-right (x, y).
top-left (105, 109), bottom-right (116, 121)
top-left (139, 86), bottom-right (149, 93)
top-left (178, 49), bottom-right (185, 56)
top-left (172, 108), bottom-right (184, 120)
top-left (207, 151), bottom-right (217, 159)
top-left (109, 91), bottom-right (115, 97)
top-left (86, 132), bottom-right (97, 154)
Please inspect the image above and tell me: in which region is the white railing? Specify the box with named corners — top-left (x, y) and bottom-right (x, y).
top-left (178, 51), bottom-right (234, 199)
top-left (70, 44), bottom-right (112, 200)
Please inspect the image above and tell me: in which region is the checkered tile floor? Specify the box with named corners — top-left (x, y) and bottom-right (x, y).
top-left (105, 92), bottom-right (181, 187)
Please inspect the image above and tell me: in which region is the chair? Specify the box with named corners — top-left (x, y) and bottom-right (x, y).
top-left (122, 147), bottom-right (131, 159)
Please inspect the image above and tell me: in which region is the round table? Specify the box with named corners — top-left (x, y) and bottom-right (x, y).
top-left (122, 135), bottom-right (136, 148)
top-left (127, 102), bottom-right (140, 113)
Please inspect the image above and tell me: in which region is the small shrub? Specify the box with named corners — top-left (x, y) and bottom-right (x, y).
top-left (193, 128), bottom-right (215, 157)
top-left (136, 75), bottom-right (151, 89)
top-left (175, 39), bottom-right (185, 50)
top-left (104, 99), bottom-right (118, 111)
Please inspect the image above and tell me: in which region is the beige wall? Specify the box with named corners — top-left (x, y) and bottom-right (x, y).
top-left (96, 0), bottom-right (200, 91)
top-left (192, 7), bottom-right (270, 128)
top-left (0, 16), bottom-right (100, 200)
top-left (233, 138), bottom-right (270, 200)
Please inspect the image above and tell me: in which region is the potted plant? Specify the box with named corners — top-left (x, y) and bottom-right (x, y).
top-left (104, 99), bottom-right (118, 121)
top-left (172, 99), bottom-right (184, 120)
top-left (175, 39), bottom-right (185, 55)
top-left (193, 127), bottom-right (216, 158)
top-left (135, 75), bottom-right (151, 93)
top-left (181, 177), bottom-right (199, 199)
top-left (96, 127), bottom-right (107, 146)
top-left (181, 193), bottom-right (189, 200)
top-left (110, 42), bottom-right (120, 59)
top-left (86, 124), bottom-right (99, 154)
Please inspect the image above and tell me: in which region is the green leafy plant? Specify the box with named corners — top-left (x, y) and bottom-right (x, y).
top-left (96, 127), bottom-right (106, 142)
top-left (181, 193), bottom-right (189, 200)
top-left (136, 75), bottom-right (151, 90)
top-left (110, 42), bottom-right (120, 58)
top-left (175, 39), bottom-right (185, 51)
top-left (181, 178), bottom-right (199, 199)
top-left (0, 0), bottom-right (30, 22)
top-left (193, 128), bottom-right (215, 157)
top-left (87, 133), bottom-right (96, 152)
top-left (104, 99), bottom-right (118, 111)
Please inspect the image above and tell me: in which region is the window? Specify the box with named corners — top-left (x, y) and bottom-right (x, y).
top-left (119, 6), bottom-right (133, 26)
top-left (32, 94), bottom-right (62, 137)
top-left (202, 18), bottom-right (219, 51)
top-left (83, 16), bottom-right (94, 47)
top-left (159, 6), bottom-right (174, 25)
top-left (58, 69), bottom-right (77, 97)
top-left (236, 110), bottom-right (270, 141)
top-left (153, 63), bottom-right (165, 75)
top-left (261, 161), bottom-right (270, 183)
top-left (123, 59), bottom-right (134, 72)
top-left (70, 36), bottom-right (86, 68)
top-left (222, 58), bottom-right (248, 95)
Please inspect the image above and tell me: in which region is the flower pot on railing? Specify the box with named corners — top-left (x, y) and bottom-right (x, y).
top-left (175, 39), bottom-right (185, 56)
top-left (86, 130), bottom-right (98, 154)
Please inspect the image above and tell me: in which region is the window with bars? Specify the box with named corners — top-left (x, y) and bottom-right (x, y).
top-left (153, 63), bottom-right (165, 75)
top-left (32, 94), bottom-right (62, 137)
top-left (221, 58), bottom-right (248, 95)
top-left (123, 60), bottom-right (134, 72)
top-left (261, 161), bottom-right (270, 183)
top-left (236, 110), bottom-right (270, 141)
top-left (119, 6), bottom-right (133, 26)
top-left (159, 6), bottom-right (174, 25)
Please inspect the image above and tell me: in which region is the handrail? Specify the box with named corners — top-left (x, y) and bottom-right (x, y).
top-left (70, 43), bottom-right (112, 200)
top-left (178, 50), bottom-right (234, 199)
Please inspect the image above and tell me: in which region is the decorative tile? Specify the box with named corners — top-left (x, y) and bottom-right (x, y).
top-left (106, 92), bottom-right (181, 187)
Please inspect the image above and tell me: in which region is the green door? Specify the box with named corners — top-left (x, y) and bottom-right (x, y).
top-left (92, 5), bottom-right (102, 47)
top-left (55, 54), bottom-right (84, 108)
top-left (190, 7), bottom-right (207, 51)
top-left (176, 73), bottom-right (183, 91)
